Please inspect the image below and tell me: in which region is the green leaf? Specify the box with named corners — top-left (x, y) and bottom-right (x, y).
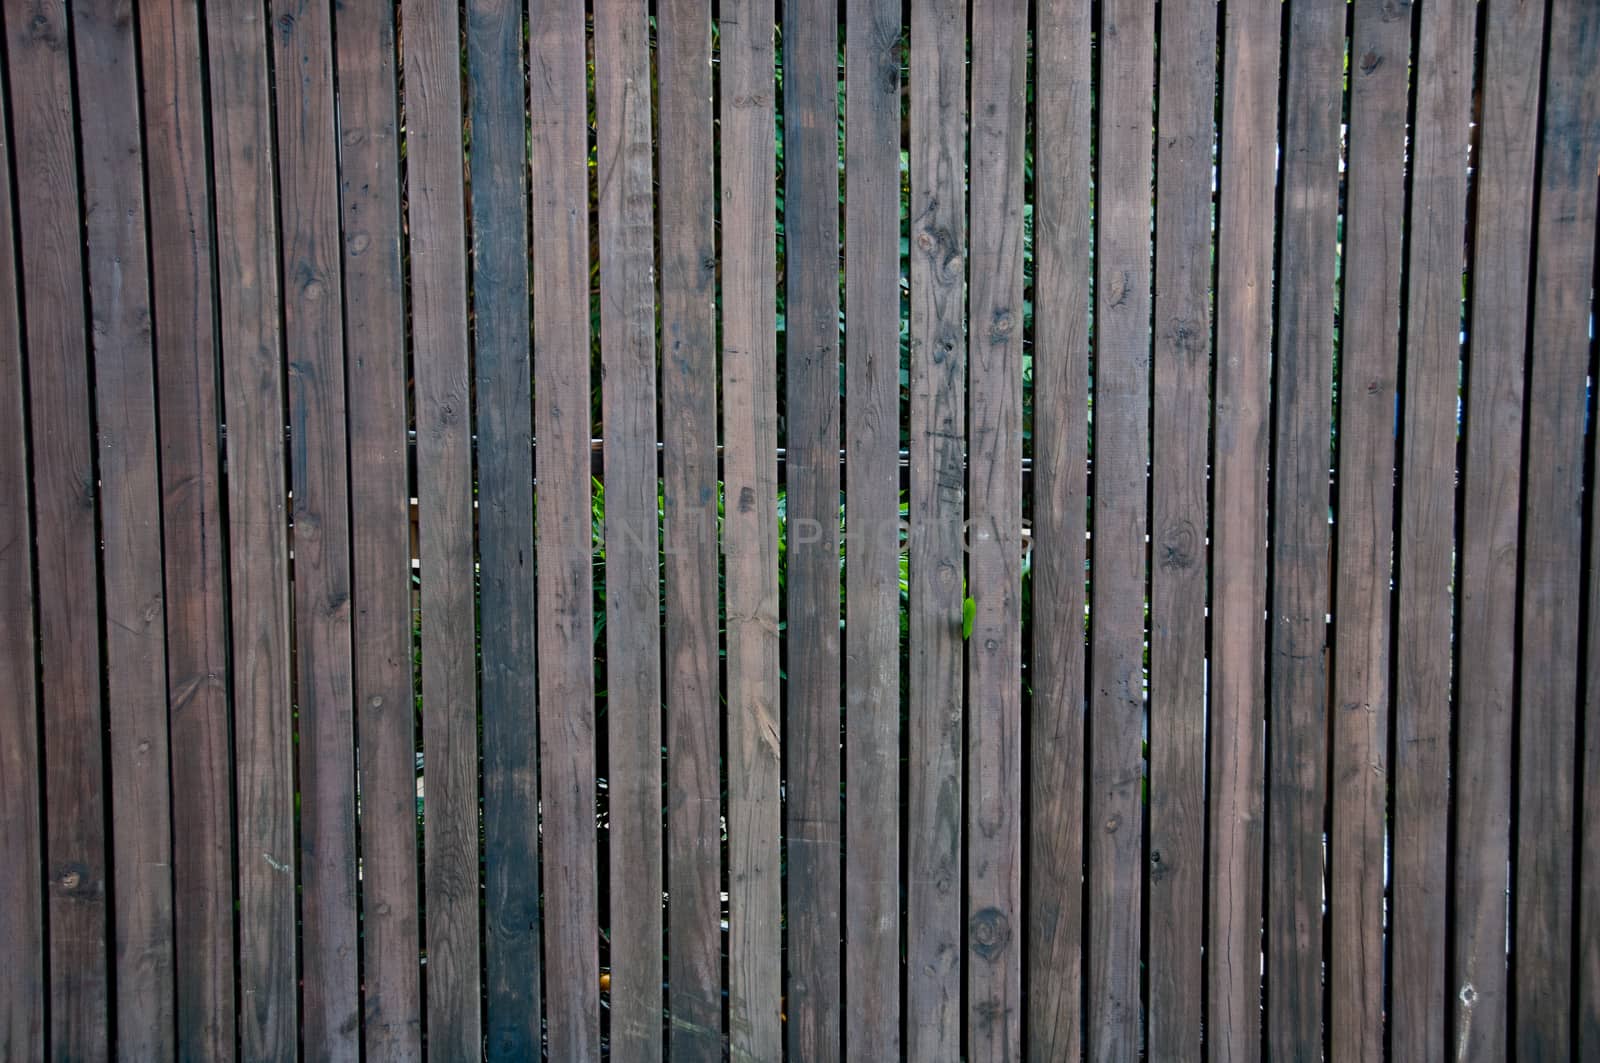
top-left (962, 597), bottom-right (976, 641)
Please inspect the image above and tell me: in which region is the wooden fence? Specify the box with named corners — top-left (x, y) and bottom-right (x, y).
top-left (1, 0), bottom-right (1598, 1059)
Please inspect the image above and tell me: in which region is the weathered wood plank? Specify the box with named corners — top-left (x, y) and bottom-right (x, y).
top-left (204, 1), bottom-right (299, 1052)
top-left (782, 1), bottom-right (843, 1056)
top-left (1147, 0), bottom-right (1214, 1054)
top-left (1027, 0), bottom-right (1089, 1057)
top-left (528, 1), bottom-right (600, 1056)
top-left (397, 0), bottom-right (482, 1052)
top-left (1087, 0), bottom-right (1153, 1054)
top-left (1267, 1), bottom-right (1342, 1054)
top-left (842, 0), bottom-right (901, 1055)
top-left (1516, 1), bottom-right (1600, 1057)
top-left (718, 3), bottom-right (783, 1057)
top-left (332, 0), bottom-right (422, 1054)
top-left (906, 1), bottom-right (966, 1056)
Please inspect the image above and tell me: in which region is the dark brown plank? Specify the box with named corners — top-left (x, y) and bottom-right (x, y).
top-left (397, 0), bottom-right (482, 1052)
top-left (6, 0), bottom-right (110, 1054)
top-left (718, 3), bottom-right (783, 1056)
top-left (0, 42), bottom-right (44, 1062)
top-left (332, 0), bottom-right (422, 1054)
top-left (964, 2), bottom-right (1025, 1059)
top-left (1087, 0), bottom-right (1153, 1054)
top-left (657, 1), bottom-right (722, 1053)
top-left (1027, 0), bottom-right (1089, 1057)
top-left (528, 2), bottom-right (600, 1056)
top-left (782, 1), bottom-right (843, 1056)
top-left (905, 1), bottom-right (965, 1056)
top-left (1328, 2), bottom-right (1409, 1058)
top-left (1515, 1), bottom-right (1600, 1056)
top-left (842, 0), bottom-right (901, 1055)
top-left (1452, 3), bottom-right (1543, 1058)
top-left (204, 0), bottom-right (299, 1052)
top-left (464, 0), bottom-right (542, 1056)
top-left (270, 0), bottom-right (361, 1052)
top-left (1390, 5), bottom-right (1474, 1059)
top-left (1147, 0), bottom-right (1214, 1054)
top-left (1266, 1), bottom-right (1342, 1055)
top-left (71, 0), bottom-right (175, 1054)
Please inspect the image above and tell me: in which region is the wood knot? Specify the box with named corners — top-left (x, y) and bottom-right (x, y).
top-left (968, 906), bottom-right (1012, 960)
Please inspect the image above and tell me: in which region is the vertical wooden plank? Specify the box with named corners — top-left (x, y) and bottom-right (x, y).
top-left (464, 0), bottom-right (541, 1056)
top-left (1147, 0), bottom-right (1215, 1055)
top-left (1390, 5), bottom-right (1474, 1059)
top-left (1087, 0), bottom-right (1153, 1054)
top-left (0, 41), bottom-right (45, 1062)
top-left (528, 2), bottom-right (599, 1056)
top-left (1208, 1), bottom-right (1279, 1058)
top-left (657, 0), bottom-right (722, 1053)
top-left (905, 1), bottom-right (965, 1056)
top-left (205, 1), bottom-right (298, 1052)
top-left (70, 0), bottom-right (176, 1054)
top-left (782, 1), bottom-right (842, 1057)
top-left (270, 0), bottom-right (361, 1052)
top-left (5, 0), bottom-right (110, 1054)
top-left (595, 2), bottom-right (663, 1057)
top-left (719, 3), bottom-right (783, 1057)
top-left (964, 3), bottom-right (1025, 1060)
top-left (1327, 1), bottom-right (1409, 1059)
top-left (398, 0), bottom-right (482, 1052)
top-left (842, 0), bottom-right (901, 1056)
top-left (1028, 0), bottom-right (1089, 1057)
top-left (1515, 2), bottom-right (1600, 1056)
top-left (332, 0), bottom-right (422, 1053)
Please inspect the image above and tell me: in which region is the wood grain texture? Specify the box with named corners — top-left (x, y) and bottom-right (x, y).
top-left (528, 1), bottom-right (600, 1056)
top-left (594, 2), bottom-right (663, 1058)
top-left (1267, 2), bottom-right (1342, 1056)
top-left (782, 1), bottom-right (843, 1057)
top-left (718, 3), bottom-right (784, 1057)
top-left (1028, 0), bottom-right (1090, 1057)
top-left (397, 0), bottom-right (483, 1053)
top-left (1087, 0), bottom-right (1153, 1054)
top-left (842, 1), bottom-right (901, 1056)
top-left (1147, 1), bottom-right (1214, 1054)
top-left (965, 2), bottom-right (1025, 1059)
top-left (1516, 1), bottom-right (1600, 1057)
top-left (1327, 3), bottom-right (1409, 1059)
top-left (332, 0), bottom-right (422, 1054)
top-left (1207, 3), bottom-right (1279, 1060)
top-left (204, 1), bottom-right (299, 1053)
top-left (0, 41), bottom-right (45, 1062)
top-left (905, 2), bottom-right (966, 1056)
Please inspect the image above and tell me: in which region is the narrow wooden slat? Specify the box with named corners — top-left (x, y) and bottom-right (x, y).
top-left (204, 1), bottom-right (298, 1051)
top-left (0, 44), bottom-right (45, 1062)
top-left (332, 0), bottom-right (422, 1053)
top-left (1087, 0), bottom-right (1153, 1054)
top-left (657, 1), bottom-right (722, 1053)
top-left (782, 1), bottom-right (842, 1056)
top-left (594, 3), bottom-right (663, 1056)
top-left (964, 2), bottom-right (1025, 1059)
top-left (1327, 3), bottom-right (1408, 1059)
top-left (1147, 0), bottom-right (1214, 1054)
top-left (1390, 6), bottom-right (1474, 1059)
top-left (464, 1), bottom-right (542, 1056)
top-left (528, 2), bottom-right (599, 1055)
top-left (1266, 2), bottom-right (1342, 1055)
top-left (1515, 1), bottom-right (1600, 1056)
top-left (1027, 0), bottom-right (1090, 1056)
top-left (718, 3), bottom-right (783, 1056)
top-left (70, 0), bottom-right (176, 1054)
top-left (905, 1), bottom-right (966, 1055)
top-left (6, 1), bottom-right (110, 1054)
top-left (397, 0), bottom-right (482, 1052)
top-left (842, 0), bottom-right (901, 1055)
